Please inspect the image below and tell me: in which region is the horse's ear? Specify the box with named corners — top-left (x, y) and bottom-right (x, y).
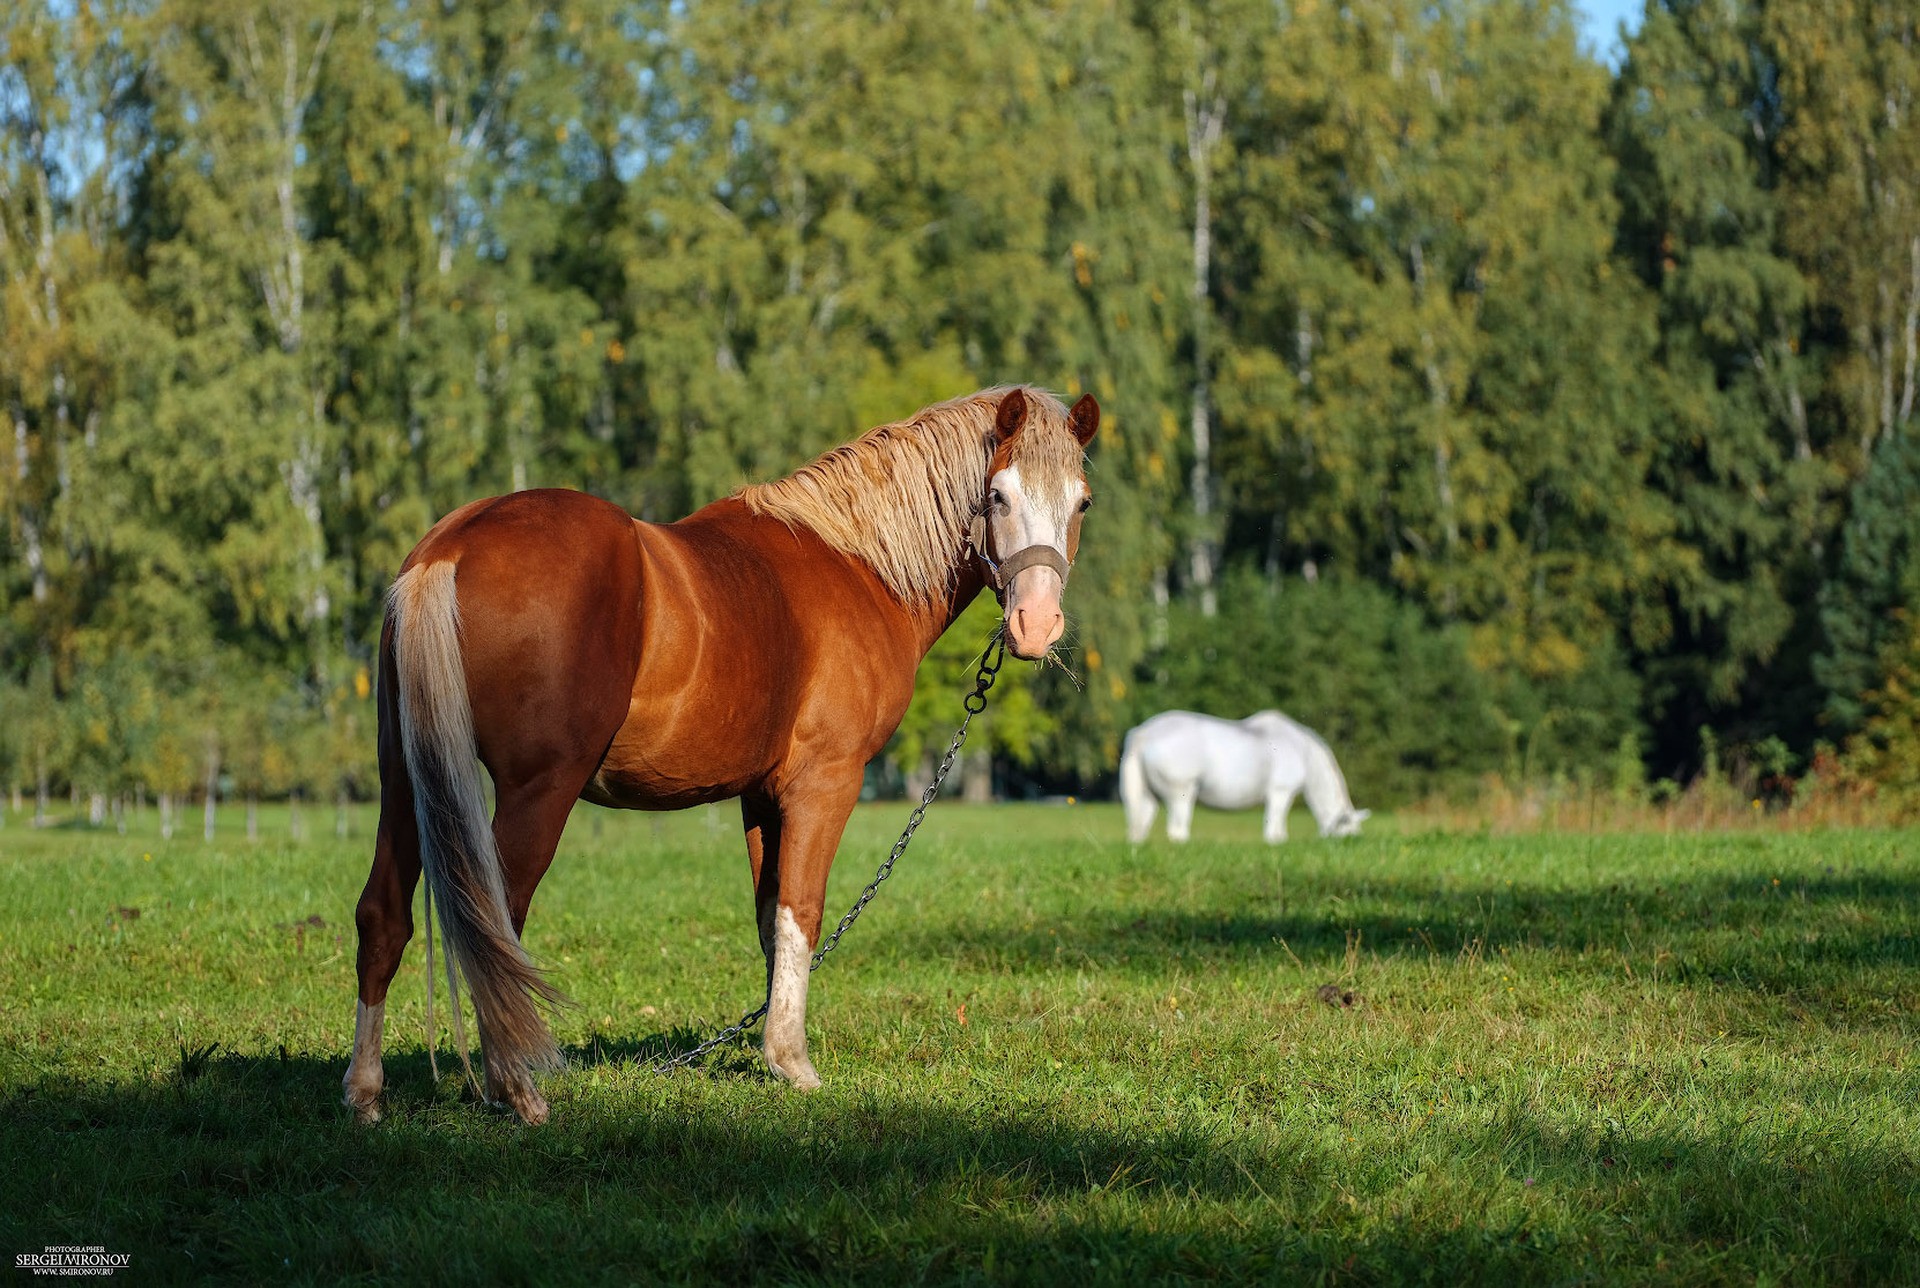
top-left (1068, 393), bottom-right (1099, 447)
top-left (994, 388), bottom-right (1029, 444)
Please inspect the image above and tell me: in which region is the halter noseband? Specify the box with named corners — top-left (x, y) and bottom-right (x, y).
top-left (967, 508), bottom-right (1071, 597)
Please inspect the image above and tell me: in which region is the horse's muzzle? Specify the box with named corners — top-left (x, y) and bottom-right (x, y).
top-left (1004, 568), bottom-right (1066, 659)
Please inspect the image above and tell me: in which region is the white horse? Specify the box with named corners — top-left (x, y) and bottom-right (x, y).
top-left (1119, 710), bottom-right (1369, 844)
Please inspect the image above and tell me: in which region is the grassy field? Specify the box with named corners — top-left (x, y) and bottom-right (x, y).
top-left (1, 800), bottom-right (1916, 1284)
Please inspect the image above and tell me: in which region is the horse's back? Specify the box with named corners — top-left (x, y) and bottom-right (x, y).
top-left (1246, 711), bottom-right (1353, 802)
top-left (404, 489), bottom-right (643, 658)
top-left (394, 489), bottom-right (646, 784)
top-left (407, 488), bottom-right (636, 568)
top-left (1127, 711), bottom-right (1224, 773)
top-left (1129, 711), bottom-right (1279, 809)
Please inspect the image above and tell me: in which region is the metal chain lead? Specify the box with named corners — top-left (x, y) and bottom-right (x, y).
top-left (648, 629), bottom-right (1008, 1073)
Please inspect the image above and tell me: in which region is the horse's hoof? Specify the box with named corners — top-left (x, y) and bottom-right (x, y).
top-left (343, 1068), bottom-right (384, 1123)
top-left (766, 1051), bottom-right (822, 1090)
top-left (506, 1087), bottom-right (550, 1125)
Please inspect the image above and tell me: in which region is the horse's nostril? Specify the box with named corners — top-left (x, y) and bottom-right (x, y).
top-left (1011, 605), bottom-right (1063, 650)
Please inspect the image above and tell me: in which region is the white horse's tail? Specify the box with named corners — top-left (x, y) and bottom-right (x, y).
top-left (389, 562), bottom-right (563, 1094)
top-left (1119, 732), bottom-right (1156, 843)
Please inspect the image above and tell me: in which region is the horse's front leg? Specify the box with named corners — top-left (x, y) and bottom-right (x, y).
top-left (1165, 782), bottom-right (1199, 843)
top-left (1263, 786), bottom-right (1297, 845)
top-left (756, 768), bottom-right (864, 1091)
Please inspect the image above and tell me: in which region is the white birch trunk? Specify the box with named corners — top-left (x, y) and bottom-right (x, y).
top-left (1183, 72), bottom-right (1225, 619)
top-left (202, 738), bottom-right (220, 842)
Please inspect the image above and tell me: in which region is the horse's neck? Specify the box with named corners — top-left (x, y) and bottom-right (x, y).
top-left (676, 500), bottom-right (987, 664)
top-left (1293, 734), bottom-right (1352, 829)
top-left (915, 564), bottom-right (991, 657)
top-left (833, 540), bottom-right (989, 662)
top-left (805, 528), bottom-right (990, 662)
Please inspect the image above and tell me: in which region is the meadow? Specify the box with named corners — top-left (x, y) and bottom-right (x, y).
top-left (1, 801), bottom-right (1916, 1285)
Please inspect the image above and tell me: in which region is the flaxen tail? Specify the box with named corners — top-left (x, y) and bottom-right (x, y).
top-left (389, 562), bottom-right (563, 1093)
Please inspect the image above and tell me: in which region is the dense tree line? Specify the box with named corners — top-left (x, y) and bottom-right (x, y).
top-left (2, 0), bottom-right (1917, 822)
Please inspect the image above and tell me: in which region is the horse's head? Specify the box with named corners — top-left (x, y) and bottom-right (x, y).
top-left (1325, 808), bottom-right (1371, 838)
top-left (973, 388), bottom-right (1099, 660)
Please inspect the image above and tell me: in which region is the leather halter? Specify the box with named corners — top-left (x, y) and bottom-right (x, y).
top-left (967, 508), bottom-right (1071, 597)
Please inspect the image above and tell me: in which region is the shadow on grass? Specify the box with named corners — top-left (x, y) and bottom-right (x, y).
top-left (886, 869), bottom-right (1920, 998)
top-left (568, 1027), bottom-right (772, 1078)
top-left (2, 1046), bottom-right (1915, 1284)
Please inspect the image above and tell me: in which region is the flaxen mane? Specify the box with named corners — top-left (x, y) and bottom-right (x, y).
top-left (738, 386), bottom-right (1083, 605)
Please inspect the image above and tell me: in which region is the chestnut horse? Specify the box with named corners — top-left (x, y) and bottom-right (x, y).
top-left (343, 386), bottom-right (1098, 1124)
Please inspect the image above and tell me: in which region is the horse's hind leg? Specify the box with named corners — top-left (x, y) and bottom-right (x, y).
top-left (1122, 779), bottom-right (1158, 845)
top-left (345, 792), bottom-right (421, 1123)
top-left (477, 775), bottom-right (586, 1126)
top-left (1120, 747), bottom-right (1156, 844)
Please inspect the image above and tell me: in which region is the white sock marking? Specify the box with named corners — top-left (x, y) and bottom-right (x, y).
top-left (344, 998), bottom-right (385, 1109)
top-left (765, 905), bottom-right (819, 1087)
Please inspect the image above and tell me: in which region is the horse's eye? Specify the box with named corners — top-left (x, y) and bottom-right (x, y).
top-left (1078, 495), bottom-right (1093, 513)
top-left (989, 489), bottom-right (1006, 509)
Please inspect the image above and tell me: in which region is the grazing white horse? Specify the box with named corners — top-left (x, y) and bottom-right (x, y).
top-left (1119, 710), bottom-right (1369, 844)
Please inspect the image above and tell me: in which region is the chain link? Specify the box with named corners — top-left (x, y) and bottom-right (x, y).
top-left (647, 628), bottom-right (1008, 1074)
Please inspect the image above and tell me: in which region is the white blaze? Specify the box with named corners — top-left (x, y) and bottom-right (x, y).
top-left (987, 464), bottom-right (1086, 656)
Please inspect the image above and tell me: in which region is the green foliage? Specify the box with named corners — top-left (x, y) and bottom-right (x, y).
top-left (1, 0), bottom-right (1917, 807)
top-left (1601, 0), bottom-right (1920, 762)
top-left (888, 598), bottom-right (1056, 781)
top-left (1135, 568), bottom-right (1646, 804)
top-left (7, 659), bottom-right (66, 800)
top-left (1609, 730), bottom-right (1647, 803)
top-left (1137, 571), bottom-right (1464, 803)
top-left (1219, 0), bottom-right (1671, 688)
top-left (1838, 611), bottom-right (1920, 813)
top-left (1818, 430), bottom-right (1920, 733)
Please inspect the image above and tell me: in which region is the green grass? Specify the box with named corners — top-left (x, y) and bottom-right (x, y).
top-left (1, 801), bottom-right (1917, 1284)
